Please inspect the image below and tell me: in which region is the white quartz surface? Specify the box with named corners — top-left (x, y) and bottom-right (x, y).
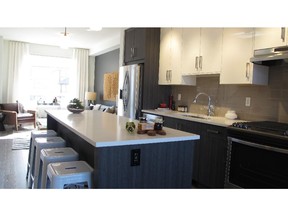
top-left (46, 110), bottom-right (200, 148)
top-left (142, 109), bottom-right (245, 127)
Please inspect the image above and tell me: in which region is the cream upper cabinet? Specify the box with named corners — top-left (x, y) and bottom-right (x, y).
top-left (182, 28), bottom-right (223, 75)
top-left (254, 28), bottom-right (288, 49)
top-left (159, 28), bottom-right (172, 85)
top-left (182, 28), bottom-right (200, 75)
top-left (220, 28), bottom-right (269, 85)
top-left (159, 28), bottom-right (196, 85)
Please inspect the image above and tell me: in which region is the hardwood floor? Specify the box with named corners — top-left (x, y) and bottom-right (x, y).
top-left (0, 128), bottom-right (29, 189)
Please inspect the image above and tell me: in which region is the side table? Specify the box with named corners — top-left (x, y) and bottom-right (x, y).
top-left (0, 112), bottom-right (5, 131)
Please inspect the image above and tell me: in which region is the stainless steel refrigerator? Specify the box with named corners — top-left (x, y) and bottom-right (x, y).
top-left (117, 64), bottom-right (143, 119)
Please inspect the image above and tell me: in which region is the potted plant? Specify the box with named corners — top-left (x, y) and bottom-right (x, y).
top-left (67, 98), bottom-right (84, 113)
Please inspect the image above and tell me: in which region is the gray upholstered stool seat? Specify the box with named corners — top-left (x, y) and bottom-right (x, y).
top-left (32, 136), bottom-right (66, 189)
top-left (27, 130), bottom-right (57, 188)
top-left (39, 147), bottom-right (79, 188)
top-left (46, 161), bottom-right (93, 189)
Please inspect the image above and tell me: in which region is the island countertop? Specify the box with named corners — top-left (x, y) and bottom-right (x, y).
top-left (46, 110), bottom-right (200, 148)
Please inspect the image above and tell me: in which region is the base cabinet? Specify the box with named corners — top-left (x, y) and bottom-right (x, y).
top-left (163, 116), bottom-right (227, 188)
top-left (196, 124), bottom-right (227, 188)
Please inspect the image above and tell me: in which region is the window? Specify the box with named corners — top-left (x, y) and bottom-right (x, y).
top-left (28, 55), bottom-right (73, 107)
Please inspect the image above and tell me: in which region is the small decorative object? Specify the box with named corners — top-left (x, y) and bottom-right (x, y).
top-left (147, 130), bottom-right (156, 136)
top-left (225, 110), bottom-right (238, 120)
top-left (67, 98), bottom-right (84, 114)
top-left (154, 118), bottom-right (163, 131)
top-left (126, 121), bottom-right (136, 133)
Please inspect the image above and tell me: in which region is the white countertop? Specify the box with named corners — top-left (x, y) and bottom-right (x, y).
top-left (46, 110), bottom-right (200, 148)
top-left (142, 109), bottom-right (245, 127)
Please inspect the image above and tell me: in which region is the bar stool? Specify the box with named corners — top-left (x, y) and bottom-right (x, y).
top-left (32, 137), bottom-right (66, 189)
top-left (39, 147), bottom-right (79, 189)
top-left (46, 161), bottom-right (93, 189)
top-left (27, 130), bottom-right (57, 185)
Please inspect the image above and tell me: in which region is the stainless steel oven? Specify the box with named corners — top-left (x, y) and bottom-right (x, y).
top-left (225, 121), bottom-right (288, 188)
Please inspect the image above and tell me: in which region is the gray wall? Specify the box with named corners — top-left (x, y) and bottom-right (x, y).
top-left (94, 48), bottom-right (120, 106)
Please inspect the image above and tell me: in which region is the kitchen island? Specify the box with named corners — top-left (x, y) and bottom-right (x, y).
top-left (46, 109), bottom-right (200, 188)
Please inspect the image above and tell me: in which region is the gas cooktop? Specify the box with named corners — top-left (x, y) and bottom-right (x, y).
top-left (231, 121), bottom-right (288, 137)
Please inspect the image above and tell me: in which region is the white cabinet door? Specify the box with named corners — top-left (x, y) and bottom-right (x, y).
top-left (220, 28), bottom-right (268, 85)
top-left (254, 27), bottom-right (287, 49)
top-left (200, 28), bottom-right (223, 75)
top-left (182, 28), bottom-right (201, 75)
top-left (169, 28), bottom-right (182, 84)
top-left (159, 28), bottom-right (196, 85)
top-left (159, 28), bottom-right (172, 85)
top-left (182, 28), bottom-right (222, 75)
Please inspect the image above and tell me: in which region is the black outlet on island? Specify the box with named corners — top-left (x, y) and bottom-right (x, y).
top-left (131, 149), bottom-right (141, 166)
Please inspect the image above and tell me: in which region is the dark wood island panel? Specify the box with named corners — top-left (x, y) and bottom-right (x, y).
top-left (47, 114), bottom-right (195, 188)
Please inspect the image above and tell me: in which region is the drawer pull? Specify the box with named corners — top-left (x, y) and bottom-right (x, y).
top-left (207, 129), bottom-right (220, 134)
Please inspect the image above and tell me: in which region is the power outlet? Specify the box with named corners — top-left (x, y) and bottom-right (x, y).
top-left (131, 149), bottom-right (141, 166)
top-left (245, 97), bottom-right (251, 107)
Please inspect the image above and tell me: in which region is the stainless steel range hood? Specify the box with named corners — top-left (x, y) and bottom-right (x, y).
top-left (250, 46), bottom-right (288, 66)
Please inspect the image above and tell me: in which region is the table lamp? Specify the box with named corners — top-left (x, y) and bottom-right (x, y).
top-left (85, 92), bottom-right (97, 110)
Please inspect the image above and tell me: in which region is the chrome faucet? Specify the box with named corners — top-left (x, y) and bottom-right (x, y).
top-left (193, 92), bottom-right (214, 116)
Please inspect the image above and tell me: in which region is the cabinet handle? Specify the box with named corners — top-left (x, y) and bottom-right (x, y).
top-left (133, 47), bottom-right (136, 57)
top-left (166, 70), bottom-right (168, 81)
top-left (195, 56), bottom-right (199, 70)
top-left (169, 70), bottom-right (172, 82)
top-left (281, 27), bottom-right (286, 42)
top-left (245, 62), bottom-right (250, 80)
top-left (130, 48), bottom-right (133, 58)
top-left (207, 129), bottom-right (220, 134)
top-left (199, 56), bottom-right (203, 70)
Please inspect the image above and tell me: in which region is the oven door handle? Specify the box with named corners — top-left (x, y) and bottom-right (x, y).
top-left (230, 137), bottom-right (288, 154)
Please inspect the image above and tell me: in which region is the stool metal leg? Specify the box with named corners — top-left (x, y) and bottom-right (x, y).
top-left (26, 138), bottom-right (32, 179)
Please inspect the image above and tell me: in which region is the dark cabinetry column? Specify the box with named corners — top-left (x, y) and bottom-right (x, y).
top-left (124, 28), bottom-right (171, 110)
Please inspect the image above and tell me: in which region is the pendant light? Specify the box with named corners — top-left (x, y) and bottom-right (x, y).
top-left (60, 27), bottom-right (70, 49)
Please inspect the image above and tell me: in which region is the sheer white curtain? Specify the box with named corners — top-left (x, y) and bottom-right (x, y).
top-left (72, 48), bottom-right (89, 103)
top-left (6, 41), bottom-right (29, 103)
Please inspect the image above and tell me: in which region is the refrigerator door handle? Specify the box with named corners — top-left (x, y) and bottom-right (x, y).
top-left (122, 72), bottom-right (130, 112)
top-left (119, 89), bottom-right (123, 99)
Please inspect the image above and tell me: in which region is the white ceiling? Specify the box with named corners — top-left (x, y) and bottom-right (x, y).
top-left (0, 27), bottom-right (123, 56)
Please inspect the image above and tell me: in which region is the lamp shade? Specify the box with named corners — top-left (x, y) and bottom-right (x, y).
top-left (85, 92), bottom-right (96, 101)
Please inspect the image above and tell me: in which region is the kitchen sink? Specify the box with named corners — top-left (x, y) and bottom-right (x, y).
top-left (176, 112), bottom-right (211, 120)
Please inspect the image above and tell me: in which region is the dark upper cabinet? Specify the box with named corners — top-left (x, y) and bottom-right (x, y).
top-left (124, 28), bottom-right (146, 64)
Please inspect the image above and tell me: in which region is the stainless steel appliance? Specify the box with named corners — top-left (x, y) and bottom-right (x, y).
top-left (250, 46), bottom-right (288, 66)
top-left (117, 64), bottom-right (143, 119)
top-left (142, 113), bottom-right (164, 124)
top-left (225, 121), bottom-right (288, 188)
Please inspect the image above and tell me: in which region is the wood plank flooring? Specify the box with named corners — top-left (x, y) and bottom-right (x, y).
top-left (0, 134), bottom-right (29, 189)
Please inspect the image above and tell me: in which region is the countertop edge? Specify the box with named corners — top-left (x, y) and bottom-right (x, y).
top-left (46, 110), bottom-right (200, 148)
top-left (96, 134), bottom-right (200, 147)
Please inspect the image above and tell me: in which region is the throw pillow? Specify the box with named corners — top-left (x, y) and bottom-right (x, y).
top-left (104, 106), bottom-right (115, 114)
top-left (93, 104), bottom-right (101, 110)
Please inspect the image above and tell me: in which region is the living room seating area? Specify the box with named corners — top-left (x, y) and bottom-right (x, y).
top-left (0, 102), bottom-right (36, 131)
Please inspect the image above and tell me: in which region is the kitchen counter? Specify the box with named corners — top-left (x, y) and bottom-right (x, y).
top-left (142, 109), bottom-right (244, 127)
top-left (46, 109), bottom-right (199, 147)
top-left (46, 109), bottom-right (199, 188)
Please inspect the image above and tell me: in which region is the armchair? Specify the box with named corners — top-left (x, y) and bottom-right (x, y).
top-left (0, 102), bottom-right (36, 131)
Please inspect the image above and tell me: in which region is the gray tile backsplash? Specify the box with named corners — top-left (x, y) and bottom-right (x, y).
top-left (172, 64), bottom-right (288, 123)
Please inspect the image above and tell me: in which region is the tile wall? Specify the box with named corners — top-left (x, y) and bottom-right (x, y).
top-left (172, 64), bottom-right (288, 122)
